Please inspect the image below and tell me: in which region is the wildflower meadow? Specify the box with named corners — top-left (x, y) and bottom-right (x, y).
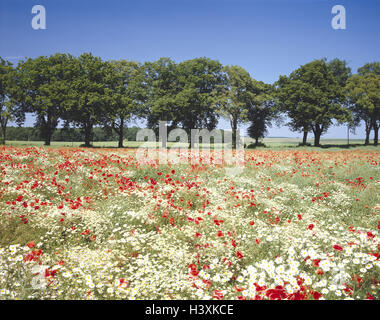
top-left (0, 146), bottom-right (378, 300)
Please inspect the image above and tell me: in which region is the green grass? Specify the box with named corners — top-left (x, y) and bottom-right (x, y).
top-left (3, 138), bottom-right (378, 150)
top-left (3, 140), bottom-right (205, 148)
top-left (262, 137), bottom-right (366, 146)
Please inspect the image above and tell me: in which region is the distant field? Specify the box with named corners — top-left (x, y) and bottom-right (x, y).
top-left (3, 138), bottom-right (378, 150)
top-left (262, 137), bottom-right (365, 146)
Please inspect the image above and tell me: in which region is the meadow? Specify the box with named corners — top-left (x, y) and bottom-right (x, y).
top-left (0, 143), bottom-right (379, 300)
top-left (4, 137), bottom-right (371, 149)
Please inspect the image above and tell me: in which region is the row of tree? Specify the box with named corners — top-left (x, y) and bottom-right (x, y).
top-left (277, 59), bottom-right (380, 146)
top-left (0, 53), bottom-right (379, 147)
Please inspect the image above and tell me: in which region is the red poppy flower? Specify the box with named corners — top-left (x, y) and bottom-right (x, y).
top-left (315, 269), bottom-right (324, 275)
top-left (312, 259), bottom-right (321, 267)
top-left (366, 293), bottom-right (374, 300)
top-left (312, 291), bottom-right (322, 300)
top-left (213, 290), bottom-right (224, 300)
top-left (266, 288), bottom-right (286, 300)
top-left (236, 251), bottom-right (243, 259)
top-left (367, 232), bottom-right (375, 239)
top-left (27, 241), bottom-right (35, 249)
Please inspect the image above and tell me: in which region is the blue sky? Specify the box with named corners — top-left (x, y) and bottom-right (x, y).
top-left (1, 0), bottom-right (379, 138)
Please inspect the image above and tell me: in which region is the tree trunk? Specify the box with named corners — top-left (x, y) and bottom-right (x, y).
top-left (44, 132), bottom-right (51, 146)
top-left (255, 137), bottom-right (259, 146)
top-left (302, 130), bottom-right (308, 145)
top-left (42, 112), bottom-right (54, 146)
top-left (1, 125), bottom-right (6, 145)
top-left (84, 125), bottom-right (92, 147)
top-left (364, 120), bottom-right (371, 145)
top-left (159, 121), bottom-right (167, 149)
top-left (314, 134), bottom-right (321, 147)
top-left (118, 129), bottom-right (123, 148)
top-left (0, 116), bottom-right (7, 145)
top-left (312, 125), bottom-right (322, 147)
top-left (231, 116), bottom-right (237, 149)
top-left (118, 117), bottom-right (124, 148)
top-left (365, 133), bottom-right (370, 145)
top-left (374, 122), bottom-right (379, 146)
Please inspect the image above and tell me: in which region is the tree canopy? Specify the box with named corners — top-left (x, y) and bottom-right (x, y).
top-left (347, 74), bottom-right (380, 145)
top-left (0, 58), bottom-right (19, 144)
top-left (0, 53), bottom-right (379, 147)
top-left (105, 60), bottom-right (145, 147)
top-left (62, 53), bottom-right (112, 147)
top-left (217, 65), bottom-right (269, 148)
top-left (275, 59), bottom-right (350, 146)
top-left (15, 53), bottom-right (74, 145)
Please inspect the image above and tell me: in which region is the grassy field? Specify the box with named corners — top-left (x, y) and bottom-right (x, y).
top-left (4, 137), bottom-right (378, 150)
top-left (0, 145), bottom-right (379, 300)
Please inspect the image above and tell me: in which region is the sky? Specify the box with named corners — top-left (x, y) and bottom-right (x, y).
top-left (1, 0), bottom-right (379, 139)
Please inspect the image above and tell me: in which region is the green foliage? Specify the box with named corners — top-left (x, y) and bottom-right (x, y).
top-left (142, 57), bottom-right (225, 147)
top-left (275, 59), bottom-right (350, 146)
top-left (346, 72), bottom-right (380, 145)
top-left (15, 54), bottom-right (74, 145)
top-left (328, 58), bottom-right (352, 87)
top-left (176, 57), bottom-right (224, 134)
top-left (246, 84), bottom-right (277, 145)
top-left (62, 53), bottom-right (112, 147)
top-left (1, 53), bottom-right (378, 148)
top-left (217, 65), bottom-right (270, 148)
top-left (0, 58), bottom-right (20, 145)
top-left (358, 62), bottom-right (380, 76)
top-left (142, 57), bottom-right (180, 130)
top-left (105, 60), bottom-right (145, 147)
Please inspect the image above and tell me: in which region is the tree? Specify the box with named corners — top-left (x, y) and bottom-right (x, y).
top-left (63, 53), bottom-right (111, 147)
top-left (142, 57), bottom-right (224, 148)
top-left (217, 65), bottom-right (267, 148)
top-left (275, 59), bottom-right (349, 146)
top-left (105, 60), bottom-right (144, 148)
top-left (358, 62), bottom-right (380, 76)
top-left (346, 74), bottom-right (380, 146)
top-left (16, 54), bottom-right (73, 145)
top-left (142, 58), bottom-right (180, 147)
top-left (348, 62), bottom-right (380, 145)
top-left (276, 76), bottom-right (313, 145)
top-left (246, 107), bottom-right (269, 146)
top-left (247, 85), bottom-right (277, 146)
top-left (176, 57), bottom-right (224, 148)
top-left (328, 58), bottom-right (352, 88)
top-left (0, 58), bottom-right (20, 145)
top-left (328, 58), bottom-right (353, 141)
